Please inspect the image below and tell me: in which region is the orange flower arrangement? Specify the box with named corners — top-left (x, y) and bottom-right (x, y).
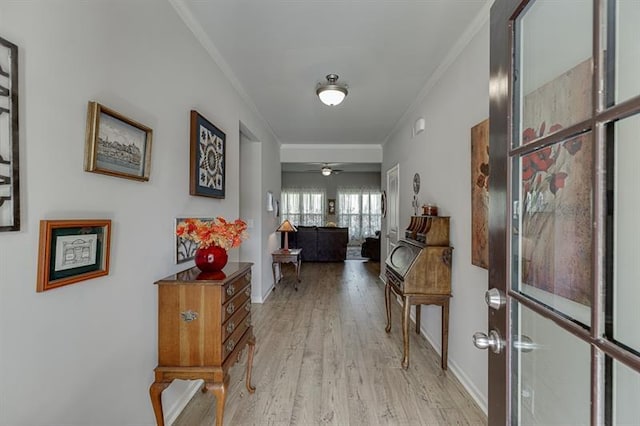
top-left (176, 217), bottom-right (248, 250)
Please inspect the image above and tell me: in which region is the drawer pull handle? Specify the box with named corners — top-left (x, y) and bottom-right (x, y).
top-left (226, 321), bottom-right (235, 334)
top-left (441, 248), bottom-right (453, 267)
top-left (245, 273), bottom-right (252, 283)
top-left (245, 287), bottom-right (251, 297)
top-left (245, 318), bottom-right (251, 328)
top-left (226, 303), bottom-right (235, 315)
top-left (180, 310), bottom-right (198, 323)
top-left (226, 339), bottom-right (236, 354)
top-left (226, 284), bottom-right (236, 297)
top-left (245, 303), bottom-right (251, 312)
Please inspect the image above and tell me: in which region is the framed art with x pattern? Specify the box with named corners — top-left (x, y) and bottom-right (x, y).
top-left (189, 110), bottom-right (225, 199)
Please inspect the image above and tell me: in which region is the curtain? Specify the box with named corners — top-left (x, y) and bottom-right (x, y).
top-left (337, 186), bottom-right (382, 243)
top-left (281, 187), bottom-right (326, 226)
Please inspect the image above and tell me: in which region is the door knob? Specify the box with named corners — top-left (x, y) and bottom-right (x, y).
top-left (473, 329), bottom-right (505, 354)
top-left (485, 288), bottom-right (506, 310)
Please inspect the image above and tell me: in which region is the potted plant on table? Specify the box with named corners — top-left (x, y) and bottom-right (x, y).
top-left (176, 217), bottom-right (248, 272)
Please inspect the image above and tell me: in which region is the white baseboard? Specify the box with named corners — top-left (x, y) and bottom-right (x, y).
top-left (161, 379), bottom-right (205, 425)
top-left (383, 287), bottom-right (488, 415)
top-left (417, 320), bottom-right (488, 414)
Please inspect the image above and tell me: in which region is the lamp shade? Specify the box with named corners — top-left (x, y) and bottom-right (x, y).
top-left (277, 220), bottom-right (297, 251)
top-left (277, 220), bottom-right (297, 233)
top-left (316, 74), bottom-right (348, 106)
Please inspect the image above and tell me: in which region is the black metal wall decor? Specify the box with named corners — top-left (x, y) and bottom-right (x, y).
top-left (0, 36), bottom-right (19, 232)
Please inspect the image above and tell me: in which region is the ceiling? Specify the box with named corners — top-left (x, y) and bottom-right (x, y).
top-left (173, 0), bottom-right (490, 146)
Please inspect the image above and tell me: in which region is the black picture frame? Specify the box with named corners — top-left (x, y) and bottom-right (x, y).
top-left (0, 36), bottom-right (19, 232)
top-left (190, 110), bottom-right (226, 198)
top-left (328, 199), bottom-right (336, 215)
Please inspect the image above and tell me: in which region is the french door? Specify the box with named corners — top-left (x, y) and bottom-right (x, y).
top-left (483, 0), bottom-right (640, 424)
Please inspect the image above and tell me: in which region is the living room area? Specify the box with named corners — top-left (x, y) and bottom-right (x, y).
top-left (280, 163), bottom-right (382, 262)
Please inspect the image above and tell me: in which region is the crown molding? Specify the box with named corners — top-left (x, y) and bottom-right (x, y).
top-left (168, 0), bottom-right (280, 144)
top-left (383, 0), bottom-right (494, 145)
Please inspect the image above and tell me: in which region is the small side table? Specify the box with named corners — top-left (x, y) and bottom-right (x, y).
top-left (272, 248), bottom-right (302, 290)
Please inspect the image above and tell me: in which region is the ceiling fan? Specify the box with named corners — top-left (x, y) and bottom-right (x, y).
top-left (305, 163), bottom-right (344, 176)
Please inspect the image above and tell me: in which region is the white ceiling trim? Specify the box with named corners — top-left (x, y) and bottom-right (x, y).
top-left (383, 0), bottom-right (494, 145)
top-left (169, 0), bottom-right (280, 144)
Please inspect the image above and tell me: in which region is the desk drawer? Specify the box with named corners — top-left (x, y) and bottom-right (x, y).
top-left (222, 299), bottom-right (251, 341)
top-left (222, 272), bottom-right (251, 304)
top-left (222, 287), bottom-right (251, 323)
top-left (223, 320), bottom-right (251, 361)
top-left (386, 271), bottom-right (404, 293)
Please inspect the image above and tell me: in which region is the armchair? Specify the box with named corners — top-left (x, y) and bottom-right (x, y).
top-left (361, 231), bottom-right (381, 261)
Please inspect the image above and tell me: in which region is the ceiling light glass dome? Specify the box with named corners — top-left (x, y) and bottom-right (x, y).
top-left (316, 74), bottom-right (348, 106)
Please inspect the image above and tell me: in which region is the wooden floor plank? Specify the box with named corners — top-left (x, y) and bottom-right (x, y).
top-left (173, 260), bottom-right (486, 426)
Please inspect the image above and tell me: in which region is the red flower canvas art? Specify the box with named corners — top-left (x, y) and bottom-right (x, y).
top-left (520, 59), bottom-right (593, 308)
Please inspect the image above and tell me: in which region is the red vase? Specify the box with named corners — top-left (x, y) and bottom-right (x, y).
top-left (194, 245), bottom-right (228, 272)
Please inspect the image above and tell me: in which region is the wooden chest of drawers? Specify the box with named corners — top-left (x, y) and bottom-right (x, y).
top-left (149, 262), bottom-right (255, 426)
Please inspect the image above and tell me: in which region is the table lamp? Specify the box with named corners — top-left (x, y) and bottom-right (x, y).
top-left (277, 220), bottom-right (297, 251)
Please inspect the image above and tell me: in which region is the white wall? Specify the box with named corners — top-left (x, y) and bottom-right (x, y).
top-left (259, 127), bottom-right (282, 299)
top-left (382, 18), bottom-right (490, 410)
top-left (240, 135), bottom-right (263, 300)
top-left (280, 143), bottom-right (382, 163)
top-left (0, 1), bottom-right (278, 424)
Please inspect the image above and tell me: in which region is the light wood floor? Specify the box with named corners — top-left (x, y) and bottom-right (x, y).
top-left (174, 260), bottom-right (486, 426)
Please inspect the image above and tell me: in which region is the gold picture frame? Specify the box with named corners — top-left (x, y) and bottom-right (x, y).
top-left (84, 101), bottom-right (153, 181)
top-left (36, 219), bottom-right (112, 292)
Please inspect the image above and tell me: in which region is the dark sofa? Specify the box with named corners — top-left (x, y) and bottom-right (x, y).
top-left (283, 226), bottom-right (349, 262)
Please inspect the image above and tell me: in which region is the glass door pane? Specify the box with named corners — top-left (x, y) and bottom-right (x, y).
top-left (611, 0), bottom-right (640, 105)
top-left (610, 358), bottom-right (640, 424)
top-left (514, 0), bottom-right (593, 147)
top-left (511, 301), bottom-right (591, 425)
top-left (609, 113), bottom-right (640, 353)
top-left (512, 133), bottom-right (593, 326)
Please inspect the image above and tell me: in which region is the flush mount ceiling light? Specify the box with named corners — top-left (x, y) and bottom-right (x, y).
top-left (316, 74), bottom-right (348, 106)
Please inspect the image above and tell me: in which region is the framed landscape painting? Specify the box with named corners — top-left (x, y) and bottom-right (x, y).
top-left (84, 101), bottom-right (153, 181)
top-left (190, 110), bottom-right (226, 198)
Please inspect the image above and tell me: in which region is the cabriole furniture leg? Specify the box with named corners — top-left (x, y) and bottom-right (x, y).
top-left (246, 336), bottom-right (256, 393)
top-left (149, 382), bottom-right (169, 426)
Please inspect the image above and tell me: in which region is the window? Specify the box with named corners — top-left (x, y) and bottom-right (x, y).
top-left (337, 187), bottom-right (381, 243)
top-left (281, 188), bottom-right (326, 226)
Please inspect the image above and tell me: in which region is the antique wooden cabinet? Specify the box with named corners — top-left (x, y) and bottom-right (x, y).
top-left (385, 216), bottom-right (453, 370)
top-left (149, 262), bottom-right (255, 426)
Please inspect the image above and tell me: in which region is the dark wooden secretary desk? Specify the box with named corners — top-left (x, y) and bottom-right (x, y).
top-left (149, 262), bottom-right (256, 426)
top-left (385, 216), bottom-right (453, 370)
